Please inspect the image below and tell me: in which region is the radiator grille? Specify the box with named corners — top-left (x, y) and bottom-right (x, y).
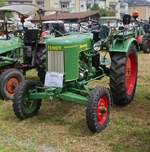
top-left (48, 51), bottom-right (64, 73)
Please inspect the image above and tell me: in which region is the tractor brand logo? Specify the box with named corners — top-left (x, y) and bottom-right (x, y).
top-left (48, 45), bottom-right (62, 51)
top-left (80, 44), bottom-right (87, 49)
top-left (64, 45), bottom-right (77, 49)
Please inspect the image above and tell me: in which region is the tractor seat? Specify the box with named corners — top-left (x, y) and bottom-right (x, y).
top-left (24, 29), bottom-right (39, 45)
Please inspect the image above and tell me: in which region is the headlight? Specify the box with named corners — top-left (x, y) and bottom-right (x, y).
top-left (93, 41), bottom-right (101, 52)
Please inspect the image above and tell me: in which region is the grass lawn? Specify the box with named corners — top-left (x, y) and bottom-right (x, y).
top-left (0, 53), bottom-right (149, 152)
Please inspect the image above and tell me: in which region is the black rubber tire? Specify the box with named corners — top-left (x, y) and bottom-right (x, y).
top-left (143, 40), bottom-right (150, 53)
top-left (110, 44), bottom-right (138, 106)
top-left (13, 80), bottom-right (42, 120)
top-left (35, 45), bottom-right (46, 83)
top-left (0, 69), bottom-right (24, 100)
top-left (86, 87), bottom-right (111, 133)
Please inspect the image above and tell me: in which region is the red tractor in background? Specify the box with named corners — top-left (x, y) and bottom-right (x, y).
top-left (132, 11), bottom-right (145, 50)
top-left (132, 11), bottom-right (150, 53)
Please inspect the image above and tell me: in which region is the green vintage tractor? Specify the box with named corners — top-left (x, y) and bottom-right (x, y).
top-left (0, 4), bottom-right (48, 100)
top-left (12, 15), bottom-right (139, 133)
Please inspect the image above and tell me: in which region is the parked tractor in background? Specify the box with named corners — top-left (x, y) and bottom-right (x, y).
top-left (12, 14), bottom-right (139, 133)
top-left (0, 4), bottom-right (46, 100)
top-left (130, 11), bottom-right (145, 51)
top-left (0, 4), bottom-right (66, 100)
top-left (142, 19), bottom-right (150, 53)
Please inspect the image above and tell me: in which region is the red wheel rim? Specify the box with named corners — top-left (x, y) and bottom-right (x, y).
top-left (125, 53), bottom-right (136, 96)
top-left (5, 77), bottom-right (20, 95)
top-left (97, 96), bottom-right (109, 125)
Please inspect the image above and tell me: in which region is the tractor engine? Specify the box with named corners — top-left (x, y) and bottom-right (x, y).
top-left (79, 52), bottom-right (97, 80)
top-left (46, 33), bottom-right (96, 84)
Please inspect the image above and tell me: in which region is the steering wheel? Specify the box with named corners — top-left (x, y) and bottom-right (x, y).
top-left (79, 19), bottom-right (101, 32)
top-left (50, 26), bottom-right (65, 37)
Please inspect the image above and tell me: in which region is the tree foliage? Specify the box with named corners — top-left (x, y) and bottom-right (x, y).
top-left (0, 1), bottom-right (13, 18)
top-left (91, 4), bottom-right (100, 11)
top-left (0, 0), bottom-right (5, 7)
top-left (91, 4), bottom-right (115, 17)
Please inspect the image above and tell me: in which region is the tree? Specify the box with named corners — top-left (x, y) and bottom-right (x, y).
top-left (91, 4), bottom-right (115, 17)
top-left (99, 8), bottom-right (115, 16)
top-left (91, 4), bottom-right (100, 11)
top-left (0, 0), bottom-right (5, 7)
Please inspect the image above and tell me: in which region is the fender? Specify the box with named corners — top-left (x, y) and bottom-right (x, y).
top-left (109, 37), bottom-right (139, 53)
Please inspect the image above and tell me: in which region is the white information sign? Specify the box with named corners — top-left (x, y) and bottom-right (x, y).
top-left (44, 72), bottom-right (64, 88)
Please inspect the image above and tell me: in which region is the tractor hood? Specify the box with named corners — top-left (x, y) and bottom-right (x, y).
top-left (46, 33), bottom-right (93, 47)
top-left (0, 37), bottom-right (22, 54)
top-left (46, 33), bottom-right (93, 81)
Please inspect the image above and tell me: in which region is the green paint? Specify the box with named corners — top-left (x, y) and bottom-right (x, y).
top-left (100, 107), bottom-right (107, 113)
top-left (21, 93), bottom-right (38, 114)
top-left (29, 92), bottom-right (51, 100)
top-left (46, 33), bottom-right (93, 46)
top-left (136, 26), bottom-right (144, 35)
top-left (0, 61), bottom-right (13, 68)
top-left (0, 37), bottom-right (22, 54)
top-left (29, 88), bottom-right (88, 105)
top-left (59, 92), bottom-right (88, 105)
top-left (64, 46), bottom-right (79, 81)
top-left (46, 33), bottom-right (93, 82)
top-left (110, 37), bottom-right (136, 52)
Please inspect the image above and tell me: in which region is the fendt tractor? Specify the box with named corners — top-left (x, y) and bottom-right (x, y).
top-left (12, 14), bottom-right (139, 133)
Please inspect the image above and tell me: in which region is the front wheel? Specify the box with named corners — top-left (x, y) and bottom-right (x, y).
top-left (86, 87), bottom-right (111, 133)
top-left (13, 80), bottom-right (42, 120)
top-left (110, 44), bottom-right (138, 106)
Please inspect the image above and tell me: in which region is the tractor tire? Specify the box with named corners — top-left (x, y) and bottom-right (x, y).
top-left (110, 44), bottom-right (138, 106)
top-left (35, 45), bottom-right (46, 84)
top-left (86, 87), bottom-right (111, 133)
top-left (13, 80), bottom-right (42, 120)
top-left (0, 69), bottom-right (24, 100)
top-left (143, 40), bottom-right (150, 53)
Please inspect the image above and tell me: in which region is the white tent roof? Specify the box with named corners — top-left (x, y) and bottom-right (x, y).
top-left (0, 4), bottom-right (40, 16)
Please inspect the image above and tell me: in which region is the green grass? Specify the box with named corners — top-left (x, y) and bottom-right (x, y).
top-left (0, 54), bottom-right (149, 152)
top-left (112, 144), bottom-right (142, 152)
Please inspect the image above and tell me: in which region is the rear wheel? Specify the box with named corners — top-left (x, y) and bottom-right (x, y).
top-left (35, 45), bottom-right (46, 83)
top-left (110, 44), bottom-right (138, 106)
top-left (0, 69), bottom-right (24, 100)
top-left (13, 80), bottom-right (42, 120)
top-left (86, 87), bottom-right (111, 133)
